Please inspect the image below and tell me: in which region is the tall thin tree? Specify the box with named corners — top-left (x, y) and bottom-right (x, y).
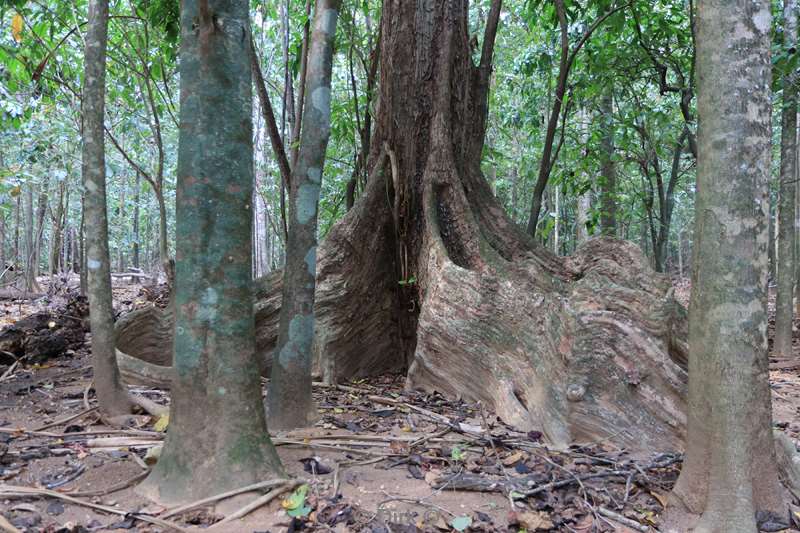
top-left (266, 0), bottom-right (342, 430)
top-left (666, 0), bottom-right (787, 529)
top-left (81, 0), bottom-right (131, 415)
top-left (774, 0), bottom-right (798, 359)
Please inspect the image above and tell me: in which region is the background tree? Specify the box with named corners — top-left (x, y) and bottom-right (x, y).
top-left (774, 0), bottom-right (798, 359)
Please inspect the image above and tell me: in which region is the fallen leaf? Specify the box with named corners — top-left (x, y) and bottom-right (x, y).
top-left (153, 413), bottom-right (169, 432)
top-left (451, 515), bottom-right (472, 531)
top-left (650, 490), bottom-right (669, 508)
top-left (502, 450), bottom-right (526, 466)
top-left (11, 14), bottom-right (23, 43)
top-left (514, 511), bottom-right (553, 531)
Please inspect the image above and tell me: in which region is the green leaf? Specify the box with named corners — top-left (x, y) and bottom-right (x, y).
top-left (451, 445), bottom-right (465, 462)
top-left (451, 515), bottom-right (472, 531)
top-left (282, 484), bottom-right (310, 515)
top-left (287, 504), bottom-right (312, 518)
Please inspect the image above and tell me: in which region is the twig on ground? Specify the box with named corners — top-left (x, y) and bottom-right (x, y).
top-left (162, 478), bottom-right (292, 519)
top-left (129, 393), bottom-right (168, 417)
top-left (214, 480), bottom-right (301, 526)
top-left (597, 506), bottom-right (649, 532)
top-left (0, 484), bottom-right (188, 532)
top-left (68, 470), bottom-right (149, 497)
top-left (34, 407), bottom-right (98, 431)
top-left (0, 513), bottom-right (22, 533)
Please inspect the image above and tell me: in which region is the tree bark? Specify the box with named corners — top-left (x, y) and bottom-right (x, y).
top-left (138, 0), bottom-right (284, 505)
top-left (775, 0), bottom-right (798, 359)
top-left (665, 0), bottom-right (787, 529)
top-left (266, 0), bottom-right (342, 431)
top-left (81, 0), bottom-right (131, 416)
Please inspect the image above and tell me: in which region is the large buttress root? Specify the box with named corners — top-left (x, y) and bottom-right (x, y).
top-left (115, 0), bottom-right (690, 453)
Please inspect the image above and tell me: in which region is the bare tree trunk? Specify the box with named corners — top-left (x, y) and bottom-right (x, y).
top-left (138, 0), bottom-right (283, 504)
top-left (774, 0), bottom-right (798, 359)
top-left (50, 182), bottom-right (66, 275)
top-left (599, 91), bottom-right (617, 236)
top-left (80, 0), bottom-right (131, 416)
top-left (132, 172), bottom-right (140, 269)
top-left (13, 195), bottom-right (20, 267)
top-left (665, 0), bottom-right (787, 529)
top-left (33, 177), bottom-right (49, 278)
top-left (267, 0), bottom-right (342, 431)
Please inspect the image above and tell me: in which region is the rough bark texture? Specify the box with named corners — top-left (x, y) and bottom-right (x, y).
top-left (117, 0), bottom-right (690, 454)
top-left (665, 0), bottom-right (787, 530)
top-left (775, 0), bottom-right (798, 359)
top-left (266, 0), bottom-right (342, 430)
top-left (81, 0), bottom-right (131, 416)
top-left (137, 0), bottom-right (283, 505)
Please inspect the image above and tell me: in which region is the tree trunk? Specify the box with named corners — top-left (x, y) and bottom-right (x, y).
top-left (776, 0), bottom-right (799, 358)
top-left (13, 195), bottom-right (20, 267)
top-left (117, 0), bottom-right (690, 453)
top-left (599, 91), bottom-right (617, 236)
top-left (33, 177), bottom-right (49, 278)
top-left (81, 0), bottom-right (131, 416)
top-left (0, 210), bottom-right (6, 271)
top-left (665, 0), bottom-right (787, 529)
top-left (769, 196), bottom-right (776, 283)
top-left (132, 172), bottom-right (140, 269)
top-left (24, 185), bottom-right (36, 292)
top-left (266, 0), bottom-right (342, 431)
top-left (50, 182), bottom-right (65, 275)
top-left (138, 0), bottom-right (284, 505)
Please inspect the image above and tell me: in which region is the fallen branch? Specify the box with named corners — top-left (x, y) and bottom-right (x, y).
top-left (129, 394), bottom-right (169, 418)
top-left (162, 478), bottom-right (291, 519)
top-left (214, 480), bottom-right (301, 526)
top-left (0, 484), bottom-right (188, 532)
top-left (597, 506), bottom-right (649, 532)
top-left (68, 470), bottom-right (149, 497)
top-left (34, 407), bottom-right (97, 431)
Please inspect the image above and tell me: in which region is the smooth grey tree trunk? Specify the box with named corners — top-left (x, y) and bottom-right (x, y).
top-left (266, 0), bottom-right (341, 431)
top-left (666, 0), bottom-right (787, 530)
top-left (138, 0), bottom-right (283, 504)
top-left (774, 0), bottom-right (798, 358)
top-left (81, 0), bottom-right (131, 416)
top-left (132, 172), bottom-right (140, 269)
top-left (23, 185), bottom-right (35, 292)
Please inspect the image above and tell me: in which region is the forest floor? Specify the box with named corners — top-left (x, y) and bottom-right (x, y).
top-left (0, 276), bottom-right (797, 532)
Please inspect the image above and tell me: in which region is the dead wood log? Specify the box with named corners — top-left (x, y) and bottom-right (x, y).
top-left (0, 295), bottom-right (88, 364)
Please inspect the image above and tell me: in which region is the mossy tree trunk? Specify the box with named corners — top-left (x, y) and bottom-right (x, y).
top-left (137, 0), bottom-right (283, 505)
top-left (665, 0), bottom-right (788, 530)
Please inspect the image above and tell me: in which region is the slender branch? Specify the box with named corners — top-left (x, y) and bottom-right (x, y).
top-left (250, 36), bottom-right (291, 241)
top-left (480, 0), bottom-right (503, 70)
